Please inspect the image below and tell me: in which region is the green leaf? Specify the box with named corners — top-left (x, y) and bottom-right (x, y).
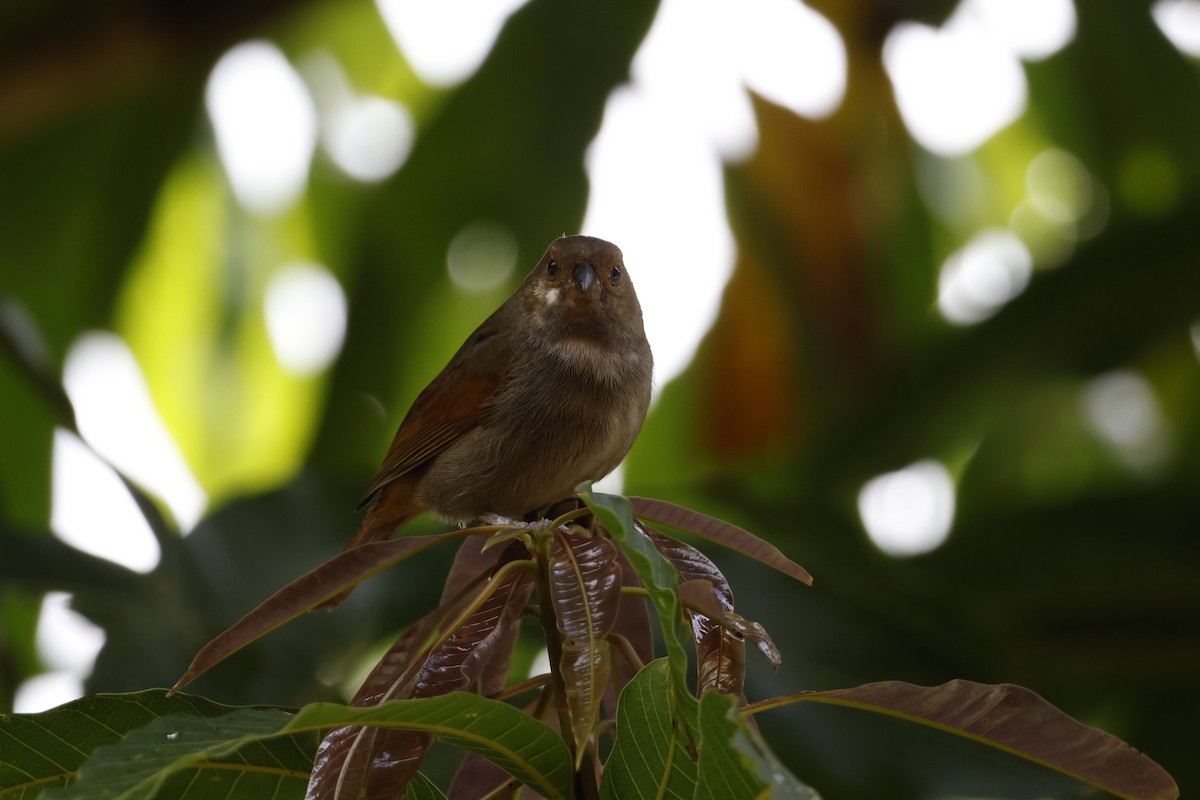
top-left (40, 693), bottom-right (570, 800)
top-left (402, 772), bottom-right (448, 799)
top-left (630, 498), bottom-right (812, 586)
top-left (0, 690), bottom-right (317, 800)
top-left (0, 85), bottom-right (196, 528)
top-left (694, 691), bottom-right (767, 800)
top-left (582, 492), bottom-right (697, 726)
top-left (0, 524), bottom-right (140, 593)
top-left (0, 297), bottom-right (74, 429)
top-left (599, 660), bottom-right (697, 800)
top-left (695, 690), bottom-right (818, 800)
top-left (752, 679), bottom-right (1179, 800)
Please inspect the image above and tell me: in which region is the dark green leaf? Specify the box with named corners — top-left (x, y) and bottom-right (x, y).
top-left (0, 525), bottom-right (140, 593)
top-left (40, 693), bottom-right (570, 800)
top-left (599, 659), bottom-right (696, 800)
top-left (0, 690), bottom-right (316, 800)
top-left (694, 690), bottom-right (767, 800)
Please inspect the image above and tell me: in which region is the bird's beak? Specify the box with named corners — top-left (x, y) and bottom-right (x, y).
top-left (572, 260), bottom-right (597, 294)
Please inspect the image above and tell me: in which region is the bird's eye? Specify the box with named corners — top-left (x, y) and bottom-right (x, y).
top-left (547, 260), bottom-right (559, 276)
top-left (610, 266), bottom-right (622, 282)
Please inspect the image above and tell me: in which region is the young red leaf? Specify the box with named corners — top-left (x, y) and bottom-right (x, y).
top-left (676, 579), bottom-right (780, 670)
top-left (442, 539), bottom-right (531, 698)
top-left (696, 625), bottom-right (746, 697)
top-left (549, 528), bottom-right (622, 764)
top-left (309, 554), bottom-right (534, 799)
top-left (448, 752), bottom-right (515, 799)
top-left (173, 530), bottom-right (474, 693)
top-left (307, 603), bottom-right (459, 800)
top-left (630, 497), bottom-right (812, 586)
top-left (752, 680), bottom-right (1179, 800)
top-left (441, 536), bottom-right (505, 603)
top-left (645, 528), bottom-right (779, 693)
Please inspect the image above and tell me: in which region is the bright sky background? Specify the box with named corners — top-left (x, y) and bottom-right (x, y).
top-left (21, 0), bottom-right (1198, 712)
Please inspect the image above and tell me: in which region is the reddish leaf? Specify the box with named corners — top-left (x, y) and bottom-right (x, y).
top-left (696, 625), bottom-right (745, 697)
top-left (758, 680), bottom-right (1179, 800)
top-left (307, 615), bottom-right (446, 800)
top-left (630, 497), bottom-right (813, 586)
top-left (309, 552), bottom-right (534, 800)
top-left (418, 559), bottom-right (534, 698)
top-left (644, 528), bottom-right (777, 694)
top-left (173, 529), bottom-right (474, 693)
top-left (444, 539), bottom-right (532, 698)
top-left (308, 725), bottom-right (432, 800)
top-left (676, 579), bottom-right (780, 669)
top-left (549, 528), bottom-right (622, 764)
top-left (448, 752), bottom-right (515, 799)
top-left (352, 603), bottom-right (457, 708)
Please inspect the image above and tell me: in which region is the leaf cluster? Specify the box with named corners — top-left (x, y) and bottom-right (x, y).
top-left (0, 494), bottom-right (1176, 800)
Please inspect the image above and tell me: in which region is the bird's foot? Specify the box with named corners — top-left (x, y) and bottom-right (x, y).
top-left (480, 513), bottom-right (545, 529)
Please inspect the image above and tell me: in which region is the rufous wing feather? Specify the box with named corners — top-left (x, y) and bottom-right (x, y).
top-left (321, 327), bottom-right (511, 610)
top-left (356, 322), bottom-right (512, 513)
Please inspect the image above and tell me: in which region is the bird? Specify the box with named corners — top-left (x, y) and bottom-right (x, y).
top-left (340, 234), bottom-right (653, 560)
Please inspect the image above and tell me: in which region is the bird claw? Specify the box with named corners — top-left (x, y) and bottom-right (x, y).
top-left (480, 513), bottom-right (544, 529)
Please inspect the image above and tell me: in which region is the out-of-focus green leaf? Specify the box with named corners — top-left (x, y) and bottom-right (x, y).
top-left (0, 84), bottom-right (196, 527)
top-left (599, 659), bottom-right (697, 800)
top-left (115, 157), bottom-right (330, 508)
top-left (0, 297), bottom-right (74, 430)
top-left (0, 525), bottom-right (139, 593)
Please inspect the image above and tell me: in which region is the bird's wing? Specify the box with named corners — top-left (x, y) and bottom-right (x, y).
top-left (357, 324), bottom-right (510, 509)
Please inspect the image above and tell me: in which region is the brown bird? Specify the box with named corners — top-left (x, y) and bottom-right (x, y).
top-left (344, 234), bottom-right (653, 554)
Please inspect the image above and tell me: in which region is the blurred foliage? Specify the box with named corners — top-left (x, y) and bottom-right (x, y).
top-left (1, 1), bottom-right (1197, 798)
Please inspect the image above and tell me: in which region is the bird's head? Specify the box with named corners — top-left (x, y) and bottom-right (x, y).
top-left (521, 234), bottom-right (645, 346)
